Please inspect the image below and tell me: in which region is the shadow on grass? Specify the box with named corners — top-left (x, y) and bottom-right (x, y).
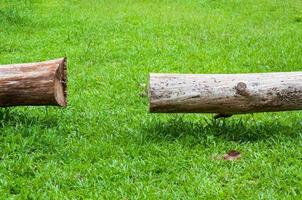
top-left (0, 108), bottom-right (59, 129)
top-left (143, 116), bottom-right (301, 144)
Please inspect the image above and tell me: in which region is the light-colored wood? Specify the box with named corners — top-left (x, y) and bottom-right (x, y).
top-left (149, 73), bottom-right (302, 114)
top-left (0, 58), bottom-right (67, 107)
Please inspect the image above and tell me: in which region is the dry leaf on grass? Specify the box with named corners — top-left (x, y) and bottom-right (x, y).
top-left (223, 150), bottom-right (241, 160)
top-left (212, 150), bottom-right (241, 161)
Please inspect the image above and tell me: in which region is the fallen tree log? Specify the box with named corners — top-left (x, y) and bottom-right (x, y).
top-left (0, 58), bottom-right (67, 107)
top-left (149, 73), bottom-right (302, 114)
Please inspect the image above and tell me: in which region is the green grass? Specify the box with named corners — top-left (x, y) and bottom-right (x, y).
top-left (0, 0), bottom-right (302, 199)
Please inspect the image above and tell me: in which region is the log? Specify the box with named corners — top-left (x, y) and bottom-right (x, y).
top-left (0, 58), bottom-right (67, 107)
top-left (149, 73), bottom-right (302, 114)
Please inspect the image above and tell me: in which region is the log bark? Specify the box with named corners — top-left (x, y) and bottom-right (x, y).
top-left (0, 58), bottom-right (67, 107)
top-left (149, 73), bottom-right (302, 114)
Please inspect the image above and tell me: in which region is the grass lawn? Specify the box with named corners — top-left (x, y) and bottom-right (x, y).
top-left (0, 0), bottom-right (302, 199)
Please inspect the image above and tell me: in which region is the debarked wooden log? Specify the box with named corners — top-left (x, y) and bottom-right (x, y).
top-left (0, 58), bottom-right (67, 107)
top-left (149, 73), bottom-right (302, 114)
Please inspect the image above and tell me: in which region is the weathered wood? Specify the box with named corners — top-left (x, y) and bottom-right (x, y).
top-left (0, 58), bottom-right (67, 107)
top-left (149, 73), bottom-right (302, 114)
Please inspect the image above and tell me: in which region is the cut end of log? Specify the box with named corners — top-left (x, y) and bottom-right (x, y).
top-left (54, 57), bottom-right (67, 107)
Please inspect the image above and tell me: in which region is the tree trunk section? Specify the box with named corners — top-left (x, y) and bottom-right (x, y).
top-left (149, 73), bottom-right (302, 114)
top-left (0, 58), bottom-right (67, 107)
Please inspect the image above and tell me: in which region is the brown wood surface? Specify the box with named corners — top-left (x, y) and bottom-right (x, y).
top-left (0, 58), bottom-right (67, 107)
top-left (149, 73), bottom-right (302, 114)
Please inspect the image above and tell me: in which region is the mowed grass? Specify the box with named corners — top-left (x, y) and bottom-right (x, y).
top-left (0, 0), bottom-right (302, 199)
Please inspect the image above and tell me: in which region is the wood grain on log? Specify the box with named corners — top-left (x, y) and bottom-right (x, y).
top-left (0, 58), bottom-right (67, 107)
top-left (149, 73), bottom-right (302, 114)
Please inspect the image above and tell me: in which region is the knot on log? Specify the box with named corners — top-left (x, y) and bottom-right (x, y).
top-left (235, 82), bottom-right (250, 96)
